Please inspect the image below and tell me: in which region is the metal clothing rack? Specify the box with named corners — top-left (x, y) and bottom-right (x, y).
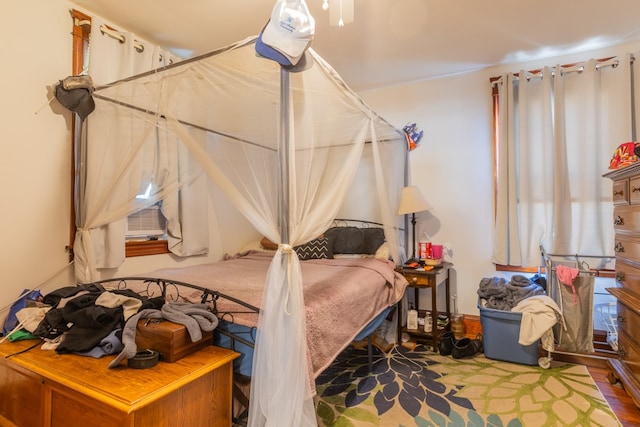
top-left (539, 245), bottom-right (615, 271)
top-left (539, 245), bottom-right (616, 354)
top-left (539, 246), bottom-right (615, 297)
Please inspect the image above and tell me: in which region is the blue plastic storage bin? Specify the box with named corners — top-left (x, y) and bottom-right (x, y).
top-left (478, 299), bottom-right (539, 365)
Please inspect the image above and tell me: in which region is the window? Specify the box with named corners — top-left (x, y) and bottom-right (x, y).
top-left (70, 10), bottom-right (169, 257)
top-left (126, 205), bottom-right (167, 240)
top-left (491, 58), bottom-right (631, 354)
top-left (492, 56), bottom-right (633, 270)
top-left (126, 184), bottom-right (168, 241)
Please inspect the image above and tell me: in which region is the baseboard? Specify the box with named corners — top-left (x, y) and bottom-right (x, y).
top-left (462, 314), bottom-right (482, 339)
top-left (549, 349), bottom-right (612, 368)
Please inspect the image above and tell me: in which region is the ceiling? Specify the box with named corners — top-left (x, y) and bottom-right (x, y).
top-left (70, 0), bottom-right (640, 92)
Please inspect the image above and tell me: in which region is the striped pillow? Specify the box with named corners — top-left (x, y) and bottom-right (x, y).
top-left (295, 237), bottom-right (332, 260)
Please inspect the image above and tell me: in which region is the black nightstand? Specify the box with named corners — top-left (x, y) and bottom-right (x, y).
top-left (396, 262), bottom-right (452, 351)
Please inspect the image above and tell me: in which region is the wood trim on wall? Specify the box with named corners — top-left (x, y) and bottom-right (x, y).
top-left (125, 240), bottom-right (170, 257)
top-left (67, 10), bottom-right (92, 261)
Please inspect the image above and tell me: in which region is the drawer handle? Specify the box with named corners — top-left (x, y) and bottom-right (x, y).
top-left (614, 190), bottom-right (624, 196)
top-left (617, 314), bottom-right (626, 323)
top-left (633, 186), bottom-right (640, 193)
top-left (412, 277), bottom-right (418, 284)
top-left (615, 242), bottom-right (625, 253)
top-left (614, 215), bottom-right (625, 225)
top-left (618, 347), bottom-right (627, 358)
top-left (616, 271), bottom-right (625, 282)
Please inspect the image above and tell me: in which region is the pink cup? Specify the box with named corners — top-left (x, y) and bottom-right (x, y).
top-left (431, 244), bottom-right (443, 259)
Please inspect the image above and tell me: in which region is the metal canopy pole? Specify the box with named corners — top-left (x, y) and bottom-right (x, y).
top-left (279, 67), bottom-right (291, 244)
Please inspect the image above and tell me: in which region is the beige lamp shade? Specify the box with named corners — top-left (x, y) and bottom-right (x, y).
top-left (397, 185), bottom-right (432, 215)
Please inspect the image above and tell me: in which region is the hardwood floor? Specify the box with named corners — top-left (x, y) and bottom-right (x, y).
top-left (588, 364), bottom-right (640, 426)
top-left (548, 343), bottom-right (640, 426)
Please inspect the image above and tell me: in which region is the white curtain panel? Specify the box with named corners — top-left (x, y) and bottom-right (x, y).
top-left (78, 15), bottom-right (155, 278)
top-left (493, 53), bottom-right (635, 266)
top-left (88, 17), bottom-right (158, 84)
top-left (73, 16), bottom-right (206, 282)
top-left (156, 123), bottom-right (210, 257)
top-left (87, 37), bottom-right (405, 426)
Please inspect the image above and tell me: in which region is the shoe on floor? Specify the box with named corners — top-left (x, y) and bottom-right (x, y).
top-left (438, 331), bottom-right (456, 355)
top-left (451, 337), bottom-right (483, 359)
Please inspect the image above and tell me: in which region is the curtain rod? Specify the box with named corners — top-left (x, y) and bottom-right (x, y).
top-left (74, 15), bottom-right (172, 62)
top-left (73, 16), bottom-right (145, 54)
top-left (73, 17), bottom-right (143, 54)
top-left (490, 54), bottom-right (634, 87)
top-left (99, 25), bottom-right (145, 54)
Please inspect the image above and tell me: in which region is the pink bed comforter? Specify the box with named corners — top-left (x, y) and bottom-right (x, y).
top-left (137, 250), bottom-right (408, 377)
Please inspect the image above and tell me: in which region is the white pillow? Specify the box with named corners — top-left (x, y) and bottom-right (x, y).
top-left (333, 253), bottom-right (375, 259)
top-left (375, 242), bottom-right (390, 260)
top-left (239, 240), bottom-right (269, 252)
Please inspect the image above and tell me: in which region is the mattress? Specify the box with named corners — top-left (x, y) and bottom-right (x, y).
top-left (131, 250), bottom-right (407, 378)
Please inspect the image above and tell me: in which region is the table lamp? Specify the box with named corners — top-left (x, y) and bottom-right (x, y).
top-left (397, 185), bottom-right (432, 263)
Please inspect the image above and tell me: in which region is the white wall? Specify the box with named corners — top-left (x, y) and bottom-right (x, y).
top-left (0, 0), bottom-right (258, 317)
top-left (1, 1), bottom-right (75, 314)
top-left (361, 40), bottom-right (640, 316)
top-left (361, 72), bottom-right (495, 315)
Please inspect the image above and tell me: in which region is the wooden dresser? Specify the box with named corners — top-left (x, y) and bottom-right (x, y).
top-left (0, 339), bottom-right (239, 427)
top-left (604, 163), bottom-right (640, 408)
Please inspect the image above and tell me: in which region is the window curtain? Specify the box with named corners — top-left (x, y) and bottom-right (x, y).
top-left (88, 38), bottom-right (405, 426)
top-left (73, 16), bottom-right (205, 282)
top-left (493, 54), bottom-right (635, 266)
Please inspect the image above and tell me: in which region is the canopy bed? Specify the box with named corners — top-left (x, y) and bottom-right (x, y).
top-left (56, 28), bottom-right (408, 426)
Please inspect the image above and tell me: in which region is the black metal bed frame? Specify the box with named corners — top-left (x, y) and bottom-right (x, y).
top-left (89, 275), bottom-right (261, 351)
top-left (87, 218), bottom-right (399, 424)
top-left (88, 276), bottom-right (260, 424)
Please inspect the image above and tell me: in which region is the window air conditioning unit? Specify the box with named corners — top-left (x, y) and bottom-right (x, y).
top-left (126, 205), bottom-right (167, 238)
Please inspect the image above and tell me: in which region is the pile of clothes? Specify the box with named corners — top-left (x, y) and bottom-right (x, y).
top-left (1, 283), bottom-right (218, 367)
top-left (477, 274), bottom-right (546, 310)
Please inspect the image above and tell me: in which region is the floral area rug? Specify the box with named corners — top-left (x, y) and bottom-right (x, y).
top-left (314, 344), bottom-right (621, 427)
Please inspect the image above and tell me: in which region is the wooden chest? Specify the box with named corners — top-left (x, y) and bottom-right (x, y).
top-left (136, 319), bottom-right (214, 362)
top-left (0, 339), bottom-right (238, 427)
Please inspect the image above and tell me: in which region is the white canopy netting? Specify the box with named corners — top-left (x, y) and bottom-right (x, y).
top-left (71, 36), bottom-right (406, 426)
